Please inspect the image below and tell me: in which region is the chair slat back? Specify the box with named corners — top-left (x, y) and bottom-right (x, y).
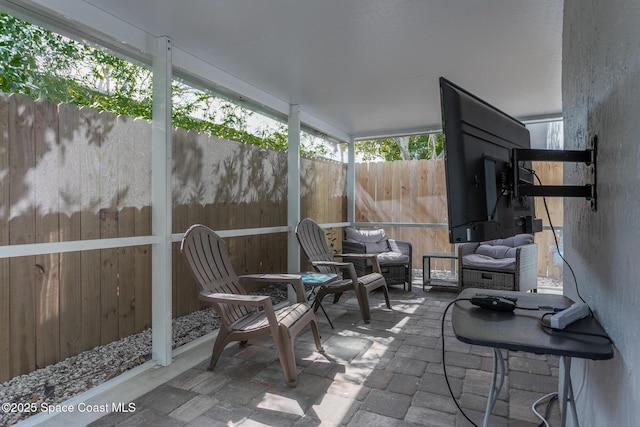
top-left (296, 218), bottom-right (336, 274)
top-left (181, 224), bottom-right (249, 322)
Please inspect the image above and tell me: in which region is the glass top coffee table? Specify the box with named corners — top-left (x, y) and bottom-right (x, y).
top-left (297, 272), bottom-right (338, 329)
top-left (422, 252), bottom-right (459, 292)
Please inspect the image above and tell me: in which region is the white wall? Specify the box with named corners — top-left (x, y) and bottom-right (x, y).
top-left (563, 0), bottom-right (640, 425)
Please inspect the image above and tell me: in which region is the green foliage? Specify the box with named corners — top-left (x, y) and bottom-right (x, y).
top-left (1, 12), bottom-right (438, 162)
top-left (0, 14), bottom-right (82, 99)
top-left (355, 133), bottom-right (444, 161)
top-left (0, 13), bottom-right (295, 155)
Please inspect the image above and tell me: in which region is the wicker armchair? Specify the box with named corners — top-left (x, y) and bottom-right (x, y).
top-left (458, 234), bottom-right (538, 292)
top-left (342, 227), bottom-right (412, 290)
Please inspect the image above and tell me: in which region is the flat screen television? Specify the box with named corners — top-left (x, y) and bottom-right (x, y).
top-left (440, 77), bottom-right (541, 243)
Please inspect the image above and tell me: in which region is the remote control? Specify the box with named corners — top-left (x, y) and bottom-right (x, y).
top-left (472, 293), bottom-right (518, 302)
top-left (470, 295), bottom-right (517, 312)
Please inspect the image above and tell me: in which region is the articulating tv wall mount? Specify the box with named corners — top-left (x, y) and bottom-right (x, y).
top-left (513, 135), bottom-right (598, 211)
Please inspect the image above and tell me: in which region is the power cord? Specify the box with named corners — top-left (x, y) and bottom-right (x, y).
top-left (532, 392), bottom-right (558, 427)
top-left (529, 168), bottom-right (616, 349)
top-left (527, 169), bottom-right (585, 304)
top-left (442, 298), bottom-right (596, 427)
top-left (489, 189), bottom-right (507, 221)
top-left (441, 298), bottom-right (479, 427)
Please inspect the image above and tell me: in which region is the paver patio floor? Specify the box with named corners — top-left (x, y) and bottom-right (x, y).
top-left (90, 285), bottom-right (561, 426)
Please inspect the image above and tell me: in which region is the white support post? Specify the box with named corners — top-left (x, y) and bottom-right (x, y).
top-left (347, 137), bottom-right (356, 224)
top-left (151, 36), bottom-right (173, 366)
top-left (287, 105), bottom-right (301, 274)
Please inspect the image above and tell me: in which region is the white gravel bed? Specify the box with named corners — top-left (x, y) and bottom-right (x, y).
top-left (0, 284), bottom-right (288, 426)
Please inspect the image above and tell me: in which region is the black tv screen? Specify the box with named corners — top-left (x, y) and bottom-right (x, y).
top-left (440, 77), bottom-right (538, 243)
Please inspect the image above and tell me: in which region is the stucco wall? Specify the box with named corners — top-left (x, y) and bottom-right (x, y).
top-left (563, 0), bottom-right (640, 425)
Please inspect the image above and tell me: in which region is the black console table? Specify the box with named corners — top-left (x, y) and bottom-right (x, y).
top-left (452, 288), bottom-right (613, 427)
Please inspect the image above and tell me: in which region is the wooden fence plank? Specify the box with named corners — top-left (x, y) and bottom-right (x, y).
top-left (355, 163), bottom-right (368, 221)
top-left (99, 221), bottom-right (119, 347)
top-left (0, 92), bottom-right (9, 382)
top-left (116, 116), bottom-right (136, 338)
top-left (8, 94), bottom-right (36, 377)
top-left (381, 161), bottom-right (393, 222)
top-left (416, 160), bottom-right (428, 224)
top-left (313, 160), bottom-right (323, 221)
top-left (400, 159), bottom-right (410, 224)
top-left (301, 159), bottom-right (314, 220)
top-left (359, 163), bottom-right (372, 222)
top-left (395, 161), bottom-right (415, 245)
top-left (373, 162), bottom-right (384, 222)
top-left (117, 207), bottom-right (136, 336)
top-left (79, 107), bottom-right (103, 351)
top-left (300, 159), bottom-right (309, 219)
top-left (328, 161), bottom-right (347, 223)
top-left (34, 98), bottom-right (60, 369)
top-left (309, 159), bottom-right (319, 221)
top-left (259, 201), bottom-right (273, 272)
top-left (390, 160), bottom-right (400, 223)
top-left (320, 162), bottom-right (330, 223)
top-left (99, 110), bottom-right (120, 345)
top-left (317, 161), bottom-right (324, 221)
top-left (356, 162), bottom-right (366, 221)
top-left (58, 103), bottom-right (82, 359)
top-left (244, 203), bottom-right (259, 273)
top-left (173, 130), bottom-right (204, 317)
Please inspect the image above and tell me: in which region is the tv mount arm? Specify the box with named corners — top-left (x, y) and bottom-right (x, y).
top-left (512, 136), bottom-right (598, 211)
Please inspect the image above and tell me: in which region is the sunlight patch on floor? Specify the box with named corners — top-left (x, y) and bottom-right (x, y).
top-left (257, 392), bottom-right (305, 416)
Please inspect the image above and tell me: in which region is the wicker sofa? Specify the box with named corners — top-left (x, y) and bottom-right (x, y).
top-left (457, 234), bottom-right (538, 292)
top-left (342, 227), bottom-right (412, 290)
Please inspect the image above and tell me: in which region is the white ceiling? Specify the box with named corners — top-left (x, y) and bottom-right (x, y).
top-left (15, 0), bottom-right (563, 140)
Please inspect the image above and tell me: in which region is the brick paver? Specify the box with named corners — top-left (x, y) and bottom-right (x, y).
top-left (90, 287), bottom-right (561, 426)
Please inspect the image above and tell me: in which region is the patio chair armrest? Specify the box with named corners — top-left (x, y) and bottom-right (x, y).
top-left (458, 242), bottom-right (480, 259)
top-left (239, 274), bottom-right (307, 303)
top-left (239, 273), bottom-right (301, 284)
top-left (200, 291), bottom-right (279, 324)
top-left (200, 291), bottom-right (272, 307)
top-left (388, 239), bottom-right (412, 258)
top-left (337, 253), bottom-right (383, 273)
top-left (313, 260), bottom-right (351, 268)
top-left (312, 260), bottom-right (360, 283)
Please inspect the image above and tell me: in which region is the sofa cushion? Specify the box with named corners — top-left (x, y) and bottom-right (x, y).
top-left (345, 227), bottom-right (390, 254)
top-left (365, 241), bottom-right (390, 254)
top-left (482, 234), bottom-right (533, 248)
top-left (376, 251), bottom-right (409, 265)
top-left (463, 254), bottom-right (516, 270)
top-left (476, 244), bottom-right (518, 259)
top-left (345, 227), bottom-right (387, 243)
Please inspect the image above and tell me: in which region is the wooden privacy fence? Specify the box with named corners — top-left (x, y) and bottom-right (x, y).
top-left (0, 93), bottom-right (156, 382)
top-left (355, 160), bottom-right (451, 266)
top-left (0, 93), bottom-right (347, 382)
top-left (355, 159), bottom-right (564, 276)
top-left (0, 91), bottom-right (561, 383)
